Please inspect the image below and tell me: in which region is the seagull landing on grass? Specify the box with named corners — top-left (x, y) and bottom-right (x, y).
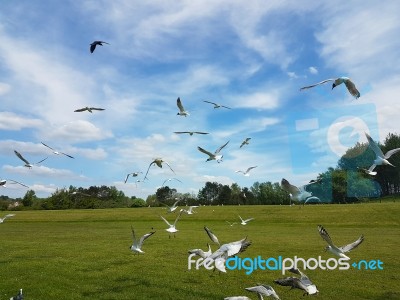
top-left (300, 77), bottom-right (360, 99)
top-left (0, 214), bottom-right (15, 224)
top-left (160, 209), bottom-right (183, 238)
top-left (129, 226), bottom-right (155, 254)
top-left (203, 100), bottom-right (231, 109)
top-left (235, 166), bottom-right (257, 176)
top-left (318, 225), bottom-right (364, 259)
top-left (176, 97), bottom-right (189, 117)
top-left (274, 268), bottom-right (318, 296)
top-left (198, 140), bottom-right (229, 163)
top-left (245, 285), bottom-right (281, 299)
top-left (74, 106), bottom-right (105, 113)
top-left (14, 150), bottom-right (48, 168)
top-left (238, 215), bottom-right (254, 225)
top-left (41, 142), bottom-right (74, 159)
top-left (188, 243), bottom-right (212, 259)
top-left (280, 178), bottom-right (320, 203)
top-left (90, 41), bottom-right (109, 53)
top-left (240, 138), bottom-right (251, 148)
top-left (174, 131), bottom-right (209, 136)
top-left (124, 172), bottom-right (143, 183)
top-left (144, 158), bottom-right (175, 180)
top-left (9, 288), bottom-right (23, 300)
top-left (364, 132), bottom-right (400, 174)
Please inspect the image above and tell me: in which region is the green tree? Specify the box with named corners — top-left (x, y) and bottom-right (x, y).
top-left (22, 189), bottom-right (37, 207)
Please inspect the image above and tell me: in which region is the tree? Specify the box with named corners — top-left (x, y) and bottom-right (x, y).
top-left (22, 190), bottom-right (37, 207)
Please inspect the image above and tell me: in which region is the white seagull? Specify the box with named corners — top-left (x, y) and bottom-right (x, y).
top-left (0, 214), bottom-right (15, 224)
top-left (274, 268), bottom-right (319, 296)
top-left (280, 178), bottom-right (320, 203)
top-left (300, 76), bottom-right (360, 99)
top-left (160, 198), bottom-right (181, 213)
top-left (235, 166), bottom-right (257, 176)
top-left (124, 172), bottom-right (142, 183)
top-left (238, 215), bottom-right (254, 225)
top-left (181, 206), bottom-right (199, 215)
top-left (245, 285), bottom-right (281, 299)
top-left (204, 226), bottom-right (220, 245)
top-left (198, 140), bottom-right (229, 163)
top-left (14, 150), bottom-right (48, 168)
top-left (364, 132), bottom-right (400, 174)
top-left (174, 131), bottom-right (209, 136)
top-left (144, 158), bottom-right (175, 180)
top-left (74, 106), bottom-right (105, 113)
top-left (1, 179), bottom-right (29, 188)
top-left (129, 226), bottom-right (155, 254)
top-left (318, 225), bottom-right (364, 259)
top-left (160, 209), bottom-right (183, 238)
top-left (188, 243), bottom-right (212, 259)
top-left (41, 142), bottom-right (74, 159)
top-left (240, 137), bottom-right (251, 148)
top-left (162, 178), bottom-right (182, 187)
top-left (176, 97), bottom-right (189, 116)
top-left (203, 100), bottom-right (231, 109)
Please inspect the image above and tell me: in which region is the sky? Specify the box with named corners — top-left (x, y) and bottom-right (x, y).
top-left (1, 1), bottom-right (400, 200)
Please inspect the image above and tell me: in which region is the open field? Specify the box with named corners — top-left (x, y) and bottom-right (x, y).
top-left (1, 203), bottom-right (399, 299)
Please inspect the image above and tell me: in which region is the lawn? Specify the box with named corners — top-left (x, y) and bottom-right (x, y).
top-left (0, 202), bottom-right (399, 299)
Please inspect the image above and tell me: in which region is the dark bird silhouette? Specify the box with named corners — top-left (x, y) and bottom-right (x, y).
top-left (90, 41), bottom-right (110, 53)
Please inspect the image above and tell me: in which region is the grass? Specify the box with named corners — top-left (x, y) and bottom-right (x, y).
top-left (0, 203), bottom-right (399, 299)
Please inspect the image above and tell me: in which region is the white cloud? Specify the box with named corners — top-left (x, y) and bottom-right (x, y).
top-left (0, 112), bottom-right (44, 130)
top-left (0, 82), bottom-right (11, 95)
top-left (308, 66), bottom-right (318, 74)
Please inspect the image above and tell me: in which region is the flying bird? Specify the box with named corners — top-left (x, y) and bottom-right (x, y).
top-left (74, 107), bottom-right (105, 113)
top-left (161, 178), bottom-right (182, 187)
top-left (174, 131), bottom-right (209, 136)
top-left (14, 150), bottom-right (48, 168)
top-left (318, 225), bottom-right (364, 259)
top-left (0, 214), bottom-right (15, 224)
top-left (225, 221), bottom-right (237, 227)
top-left (240, 138), bottom-right (251, 148)
top-left (238, 215), bottom-right (254, 225)
top-left (90, 40), bottom-right (109, 53)
top-left (0, 179), bottom-right (29, 188)
top-left (235, 166), bottom-right (257, 176)
top-left (181, 206), bottom-right (199, 215)
top-left (364, 132), bottom-right (400, 174)
top-left (274, 268), bottom-right (319, 296)
top-left (197, 140), bottom-right (230, 163)
top-left (188, 243), bottom-right (212, 259)
top-left (245, 285), bottom-right (281, 299)
top-left (160, 209), bottom-right (183, 238)
top-left (300, 76), bottom-right (360, 98)
top-left (204, 226), bottom-right (220, 245)
top-left (203, 100), bottom-right (231, 109)
top-left (280, 178), bottom-right (320, 203)
top-left (129, 226), bottom-right (155, 254)
top-left (124, 172), bottom-right (142, 183)
top-left (41, 142), bottom-right (74, 159)
top-left (160, 198), bottom-right (181, 213)
top-left (144, 158), bottom-right (175, 180)
top-left (176, 97), bottom-right (189, 116)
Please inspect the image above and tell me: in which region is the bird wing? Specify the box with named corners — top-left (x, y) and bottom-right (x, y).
top-left (384, 148), bottom-right (400, 159)
top-left (204, 226), bottom-right (220, 245)
top-left (173, 209), bottom-right (183, 226)
top-left (344, 79), bottom-right (361, 98)
top-left (299, 78), bottom-right (335, 90)
top-left (339, 234), bottom-right (364, 253)
top-left (274, 277), bottom-right (296, 287)
top-left (160, 215), bottom-right (172, 227)
top-left (221, 105), bottom-right (231, 109)
top-left (60, 152), bottom-right (74, 159)
top-left (317, 225), bottom-right (337, 248)
top-left (74, 107), bottom-right (88, 112)
top-left (124, 174), bottom-right (131, 183)
top-left (203, 100), bottom-right (218, 106)
top-left (224, 238), bottom-right (251, 257)
top-left (235, 170), bottom-right (244, 174)
top-left (368, 164), bottom-right (377, 173)
top-left (163, 161), bottom-right (175, 174)
top-left (215, 140), bottom-right (230, 154)
top-left (14, 150), bottom-right (30, 165)
top-left (174, 131), bottom-right (189, 134)
top-left (138, 231), bottom-right (155, 248)
top-left (194, 132), bottom-right (209, 135)
top-left (143, 161), bottom-right (156, 180)
top-left (36, 157), bottom-right (48, 164)
top-left (90, 44), bottom-right (97, 53)
top-left (90, 107), bottom-right (105, 111)
top-left (197, 146), bottom-right (214, 157)
top-left (8, 180), bottom-right (29, 188)
top-left (41, 142), bottom-right (55, 151)
top-left (281, 178), bottom-right (301, 196)
top-left (244, 218), bottom-right (254, 223)
top-left (177, 97), bottom-right (185, 112)
top-left (246, 166), bottom-right (257, 173)
top-left (365, 132), bottom-right (385, 157)
top-left (131, 226), bottom-right (137, 244)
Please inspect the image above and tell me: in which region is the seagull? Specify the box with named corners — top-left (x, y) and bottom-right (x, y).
top-left (144, 158), bottom-right (175, 180)
top-left (357, 166), bottom-right (377, 176)
top-left (0, 179), bottom-right (29, 188)
top-left (160, 198), bottom-right (181, 213)
top-left (176, 97), bottom-right (189, 116)
top-left (174, 131), bottom-right (209, 136)
top-left (0, 214), bottom-right (15, 224)
top-left (300, 76), bottom-right (360, 99)
top-left (235, 166), bottom-right (257, 176)
top-left (74, 107), bottom-right (105, 113)
top-left (160, 209), bottom-right (183, 238)
top-left (364, 132), bottom-right (400, 173)
top-left (161, 177), bottom-right (182, 187)
top-left (129, 226), bottom-right (155, 254)
top-left (41, 142), bottom-right (74, 159)
top-left (90, 40), bottom-right (109, 53)
top-left (188, 243), bottom-right (212, 259)
top-left (197, 140), bottom-right (229, 163)
top-left (204, 226), bottom-right (220, 245)
top-left (124, 172), bottom-right (143, 183)
top-left (245, 285), bottom-right (281, 299)
top-left (225, 221), bottom-right (237, 227)
top-left (181, 206), bottom-right (199, 215)
top-left (238, 215), bottom-right (254, 225)
top-left (274, 268), bottom-right (319, 296)
top-left (280, 178), bottom-right (320, 203)
top-left (14, 150), bottom-right (48, 168)
top-left (9, 288), bottom-right (23, 300)
top-left (203, 100), bottom-right (231, 109)
top-left (318, 225), bottom-right (364, 259)
top-left (240, 138), bottom-right (251, 148)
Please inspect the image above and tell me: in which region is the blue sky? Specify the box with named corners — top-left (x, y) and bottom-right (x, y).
top-left (1, 1), bottom-right (399, 200)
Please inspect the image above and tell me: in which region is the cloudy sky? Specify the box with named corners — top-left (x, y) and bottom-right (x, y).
top-left (1, 1), bottom-right (399, 200)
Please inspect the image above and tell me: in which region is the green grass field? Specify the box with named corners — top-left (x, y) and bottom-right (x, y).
top-left (1, 203), bottom-right (399, 299)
